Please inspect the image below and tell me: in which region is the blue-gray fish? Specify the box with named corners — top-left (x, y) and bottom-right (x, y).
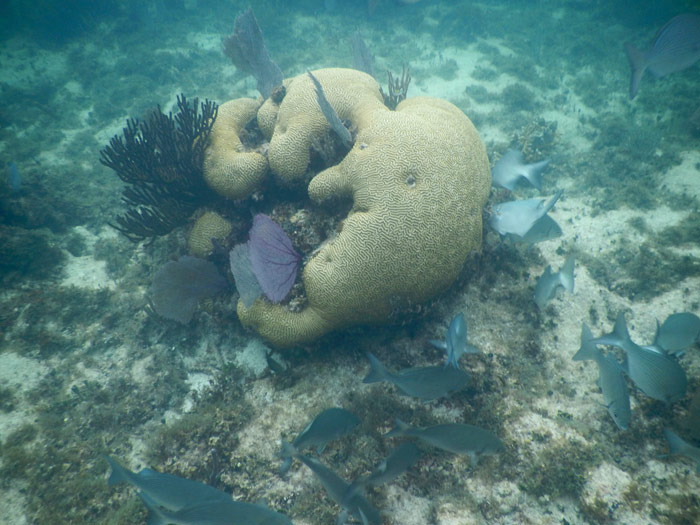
top-left (625, 14), bottom-right (700, 99)
top-left (492, 149), bottom-right (550, 191)
top-left (654, 312), bottom-right (700, 354)
top-left (592, 313), bottom-right (687, 403)
top-left (105, 456), bottom-right (227, 511)
top-left (138, 492), bottom-right (292, 525)
top-left (490, 190), bottom-right (563, 240)
top-left (572, 323), bottom-right (599, 362)
top-left (357, 442), bottom-right (422, 489)
top-left (510, 214), bottom-right (562, 244)
top-left (385, 419), bottom-right (504, 465)
top-left (429, 312), bottom-right (479, 369)
top-left (296, 453), bottom-right (381, 525)
top-left (533, 255), bottom-right (574, 309)
top-left (595, 351), bottom-right (631, 430)
top-left (279, 407), bottom-right (360, 473)
top-left (363, 352), bottom-right (469, 400)
top-left (663, 428), bottom-right (700, 473)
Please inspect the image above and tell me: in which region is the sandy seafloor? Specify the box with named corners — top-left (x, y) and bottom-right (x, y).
top-left (1, 1), bottom-right (699, 524)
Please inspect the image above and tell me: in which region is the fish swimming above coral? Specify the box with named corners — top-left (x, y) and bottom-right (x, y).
top-left (492, 149), bottom-right (550, 191)
top-left (385, 419), bottom-right (504, 466)
top-left (592, 313), bottom-right (687, 403)
top-left (363, 352), bottom-right (469, 401)
top-left (138, 491), bottom-right (292, 525)
top-left (533, 255), bottom-right (574, 310)
top-left (279, 407), bottom-right (360, 474)
top-left (489, 190), bottom-right (563, 241)
top-left (429, 312), bottom-right (479, 369)
top-left (663, 428), bottom-right (700, 473)
top-left (625, 13), bottom-right (700, 99)
top-left (571, 324), bottom-right (631, 430)
top-left (653, 312), bottom-right (700, 355)
top-left (293, 452), bottom-right (382, 525)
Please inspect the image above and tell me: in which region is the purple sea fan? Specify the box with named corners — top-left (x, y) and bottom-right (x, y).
top-left (247, 214), bottom-right (301, 303)
top-left (150, 256), bottom-right (228, 324)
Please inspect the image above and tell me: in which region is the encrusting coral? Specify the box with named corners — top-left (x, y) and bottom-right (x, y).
top-left (233, 68), bottom-right (491, 347)
top-left (203, 98), bottom-right (268, 200)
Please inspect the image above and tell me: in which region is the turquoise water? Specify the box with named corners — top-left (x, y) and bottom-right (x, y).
top-left (1, 1), bottom-right (699, 523)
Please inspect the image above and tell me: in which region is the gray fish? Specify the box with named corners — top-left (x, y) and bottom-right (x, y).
top-left (356, 442), bottom-right (422, 489)
top-left (363, 352), bottom-right (469, 400)
top-left (595, 351), bottom-right (631, 430)
top-left (592, 313), bottom-right (687, 403)
top-left (279, 407), bottom-right (360, 473)
top-left (105, 456), bottom-right (227, 512)
top-left (663, 428), bottom-right (700, 473)
top-left (654, 312), bottom-right (700, 354)
top-left (572, 322), bottom-right (599, 362)
top-left (508, 214), bottom-right (562, 244)
top-left (429, 312), bottom-right (479, 369)
top-left (625, 14), bottom-right (700, 99)
top-left (492, 149), bottom-right (549, 191)
top-left (137, 492), bottom-right (292, 525)
top-left (296, 453), bottom-right (381, 525)
top-left (533, 255), bottom-right (574, 309)
top-left (490, 190), bottom-right (563, 240)
top-left (385, 419), bottom-right (504, 466)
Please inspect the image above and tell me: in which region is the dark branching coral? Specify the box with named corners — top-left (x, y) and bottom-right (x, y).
top-left (99, 95), bottom-right (218, 242)
top-left (381, 65), bottom-right (411, 110)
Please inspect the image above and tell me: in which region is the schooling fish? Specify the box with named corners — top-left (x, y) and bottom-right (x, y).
top-left (533, 255), bottom-right (574, 310)
top-left (511, 214), bottom-right (562, 244)
top-left (490, 190), bottom-right (563, 240)
top-left (294, 452), bottom-right (382, 525)
top-left (429, 312), bottom-right (479, 368)
top-left (385, 419), bottom-right (504, 466)
top-left (625, 13), bottom-right (700, 99)
top-left (654, 312), bottom-right (700, 354)
top-left (105, 456), bottom-right (228, 511)
top-left (354, 442), bottom-right (422, 490)
top-left (279, 407), bottom-right (360, 473)
top-left (663, 428), bottom-right (700, 473)
top-left (592, 313), bottom-right (687, 403)
top-left (137, 492), bottom-right (293, 525)
top-left (492, 150), bottom-right (549, 191)
top-left (572, 323), bottom-right (599, 361)
top-left (363, 352), bottom-right (469, 401)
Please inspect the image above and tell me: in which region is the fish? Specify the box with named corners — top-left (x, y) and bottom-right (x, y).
top-left (654, 312), bottom-right (700, 354)
top-left (490, 190), bottom-right (563, 240)
top-left (353, 442), bottom-right (422, 490)
top-left (279, 407), bottom-right (360, 473)
top-left (8, 162), bottom-right (20, 192)
top-left (295, 453), bottom-right (381, 525)
top-left (492, 150), bottom-right (550, 191)
top-left (385, 419), bottom-right (504, 466)
top-left (592, 313), bottom-right (687, 403)
top-left (137, 491), bottom-right (293, 525)
top-left (625, 13), bottom-right (700, 99)
top-left (105, 456), bottom-right (228, 512)
top-left (363, 352), bottom-right (469, 400)
top-left (594, 351), bottom-right (631, 430)
top-left (572, 323), bottom-right (599, 361)
top-left (663, 428), bottom-right (700, 473)
top-left (510, 214), bottom-right (562, 244)
top-left (533, 255), bottom-right (574, 309)
top-left (429, 312), bottom-right (479, 368)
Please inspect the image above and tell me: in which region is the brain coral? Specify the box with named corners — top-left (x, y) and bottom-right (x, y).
top-left (188, 210), bottom-right (232, 258)
top-left (237, 68), bottom-right (490, 347)
top-left (203, 98), bottom-right (268, 200)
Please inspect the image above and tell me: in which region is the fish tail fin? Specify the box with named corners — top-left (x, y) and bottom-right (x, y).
top-left (542, 189), bottom-right (563, 215)
top-left (559, 255), bottom-right (575, 294)
top-left (105, 455), bottom-right (130, 487)
top-left (363, 352), bottom-right (389, 384)
top-left (572, 323), bottom-right (600, 361)
top-left (385, 418), bottom-right (410, 438)
top-left (613, 312), bottom-right (631, 343)
top-left (523, 159), bottom-right (550, 191)
top-left (624, 42), bottom-right (646, 99)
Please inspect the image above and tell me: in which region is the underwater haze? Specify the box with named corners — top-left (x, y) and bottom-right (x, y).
top-left (1, 0), bottom-right (700, 523)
